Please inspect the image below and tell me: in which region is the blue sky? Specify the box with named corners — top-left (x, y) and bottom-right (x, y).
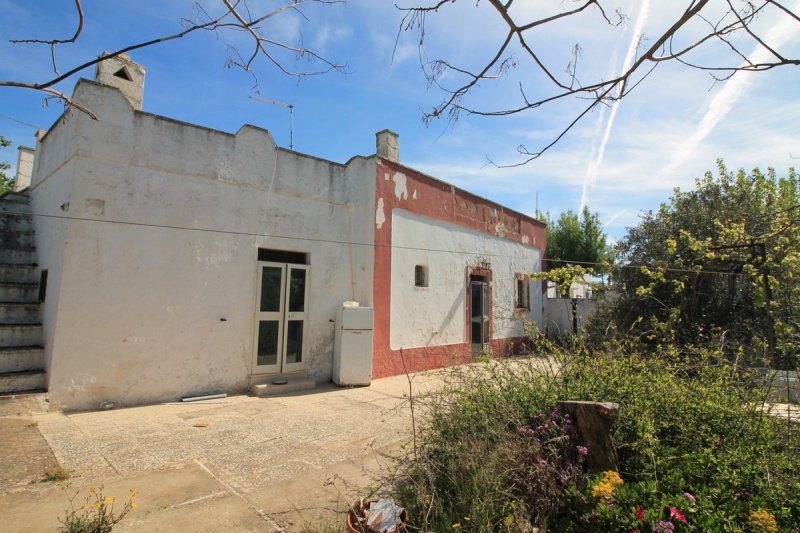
top-left (1, 1), bottom-right (798, 240)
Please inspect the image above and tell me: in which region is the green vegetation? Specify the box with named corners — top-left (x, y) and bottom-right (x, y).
top-left (391, 342), bottom-right (798, 531)
top-left (42, 466), bottom-right (71, 483)
top-left (0, 135), bottom-right (13, 194)
top-left (595, 161), bottom-right (799, 370)
top-left (542, 207), bottom-right (612, 274)
top-left (58, 485), bottom-right (137, 533)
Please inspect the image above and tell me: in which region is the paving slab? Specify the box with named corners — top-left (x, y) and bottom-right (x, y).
top-left (0, 368), bottom-right (454, 531)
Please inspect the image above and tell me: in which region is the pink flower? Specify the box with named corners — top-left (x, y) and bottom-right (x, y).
top-left (576, 446), bottom-right (589, 456)
top-left (670, 507), bottom-right (688, 525)
top-left (682, 492), bottom-right (696, 503)
top-left (635, 506), bottom-right (645, 523)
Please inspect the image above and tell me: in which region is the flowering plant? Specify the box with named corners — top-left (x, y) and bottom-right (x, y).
top-left (58, 485), bottom-right (137, 533)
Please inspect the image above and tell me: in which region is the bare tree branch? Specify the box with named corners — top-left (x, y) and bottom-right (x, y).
top-left (399, 0), bottom-right (800, 163)
top-left (1, 0), bottom-right (345, 118)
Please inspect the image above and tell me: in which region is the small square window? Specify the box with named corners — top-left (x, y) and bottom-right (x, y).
top-left (415, 265), bottom-right (428, 287)
top-left (516, 278), bottom-right (528, 309)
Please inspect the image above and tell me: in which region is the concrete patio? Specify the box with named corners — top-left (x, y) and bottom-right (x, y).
top-left (0, 370), bottom-right (448, 532)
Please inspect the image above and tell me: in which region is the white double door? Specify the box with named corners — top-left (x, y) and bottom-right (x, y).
top-left (253, 261), bottom-right (309, 374)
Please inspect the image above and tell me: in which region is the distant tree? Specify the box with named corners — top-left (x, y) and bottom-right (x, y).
top-left (597, 161), bottom-right (799, 369)
top-left (0, 1), bottom-right (344, 118)
top-left (0, 136), bottom-right (13, 194)
top-left (544, 207), bottom-right (611, 273)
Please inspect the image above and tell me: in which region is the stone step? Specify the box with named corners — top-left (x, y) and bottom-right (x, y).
top-left (0, 282), bottom-right (38, 302)
top-left (0, 370), bottom-right (46, 395)
top-left (0, 247), bottom-right (37, 265)
top-left (0, 390), bottom-right (49, 416)
top-left (0, 201), bottom-right (31, 214)
top-left (0, 263), bottom-right (37, 283)
top-left (0, 230), bottom-right (35, 248)
top-left (0, 192), bottom-right (30, 204)
top-left (251, 377), bottom-right (316, 397)
top-left (0, 213), bottom-right (33, 232)
top-left (0, 324), bottom-right (43, 347)
top-left (0, 302), bottom-right (40, 323)
top-left (0, 346), bottom-right (44, 373)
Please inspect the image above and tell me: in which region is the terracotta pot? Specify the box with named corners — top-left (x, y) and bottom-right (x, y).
top-left (346, 499), bottom-right (408, 533)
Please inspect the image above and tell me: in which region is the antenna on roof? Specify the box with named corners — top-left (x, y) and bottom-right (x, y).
top-left (250, 96), bottom-right (295, 151)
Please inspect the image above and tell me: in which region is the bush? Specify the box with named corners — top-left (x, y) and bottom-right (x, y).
top-left (391, 340), bottom-right (800, 531)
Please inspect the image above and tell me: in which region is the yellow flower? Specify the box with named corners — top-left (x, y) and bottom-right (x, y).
top-left (131, 502), bottom-right (139, 510)
top-left (93, 501), bottom-right (101, 509)
top-left (452, 523), bottom-right (461, 529)
top-left (592, 472), bottom-right (623, 500)
top-left (592, 481), bottom-right (615, 499)
top-left (105, 496), bottom-right (115, 506)
top-left (748, 509), bottom-right (778, 533)
top-left (601, 470), bottom-right (624, 487)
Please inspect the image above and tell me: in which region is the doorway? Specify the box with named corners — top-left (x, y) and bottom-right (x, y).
top-left (469, 274), bottom-right (490, 353)
top-left (253, 261), bottom-right (309, 374)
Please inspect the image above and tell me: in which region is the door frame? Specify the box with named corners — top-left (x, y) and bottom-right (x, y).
top-left (252, 261), bottom-right (310, 375)
top-left (467, 268), bottom-right (492, 354)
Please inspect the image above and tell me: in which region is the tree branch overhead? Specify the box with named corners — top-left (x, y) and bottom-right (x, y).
top-left (399, 0), bottom-right (799, 164)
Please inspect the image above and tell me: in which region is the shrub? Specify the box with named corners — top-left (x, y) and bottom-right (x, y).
top-left (391, 339), bottom-right (800, 531)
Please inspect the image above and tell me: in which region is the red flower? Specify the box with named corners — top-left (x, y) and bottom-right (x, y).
top-left (670, 507), bottom-right (688, 525)
top-left (635, 506), bottom-right (645, 523)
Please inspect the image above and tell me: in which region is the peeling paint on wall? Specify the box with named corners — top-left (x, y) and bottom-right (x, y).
top-left (85, 198), bottom-right (106, 215)
top-left (392, 172), bottom-right (408, 200)
top-left (522, 235), bottom-right (530, 245)
top-left (495, 222), bottom-right (507, 238)
top-left (376, 197), bottom-right (386, 229)
top-left (412, 189), bottom-right (417, 200)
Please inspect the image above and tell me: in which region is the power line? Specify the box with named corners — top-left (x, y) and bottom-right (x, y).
top-left (3, 209), bottom-right (757, 277)
top-left (19, 210), bottom-right (541, 262)
top-left (0, 113), bottom-right (44, 131)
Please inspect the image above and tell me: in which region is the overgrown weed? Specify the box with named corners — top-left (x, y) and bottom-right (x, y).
top-left (390, 337), bottom-right (800, 531)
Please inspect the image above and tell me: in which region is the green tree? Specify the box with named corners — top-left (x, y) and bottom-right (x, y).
top-left (544, 207), bottom-right (611, 273)
top-left (597, 160), bottom-right (799, 369)
top-left (0, 136), bottom-right (13, 194)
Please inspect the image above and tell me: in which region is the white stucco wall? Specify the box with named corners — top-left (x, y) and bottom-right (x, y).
top-left (389, 210), bottom-right (542, 350)
top-left (542, 297), bottom-right (597, 338)
top-left (30, 80), bottom-right (375, 410)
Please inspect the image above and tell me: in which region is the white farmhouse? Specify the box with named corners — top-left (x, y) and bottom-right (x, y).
top-left (0, 54), bottom-right (547, 410)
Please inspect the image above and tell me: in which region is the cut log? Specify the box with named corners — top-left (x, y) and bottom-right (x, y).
top-left (558, 400), bottom-right (620, 473)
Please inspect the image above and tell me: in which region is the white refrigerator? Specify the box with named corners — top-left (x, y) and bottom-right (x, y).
top-left (333, 304), bottom-right (374, 386)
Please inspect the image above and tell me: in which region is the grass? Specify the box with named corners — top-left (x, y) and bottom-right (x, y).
top-left (42, 466), bottom-right (71, 482)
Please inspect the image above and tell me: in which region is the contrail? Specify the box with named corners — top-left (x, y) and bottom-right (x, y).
top-left (580, 0), bottom-right (651, 213)
top-left (664, 3), bottom-right (799, 174)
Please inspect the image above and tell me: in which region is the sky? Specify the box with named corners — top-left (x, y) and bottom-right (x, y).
top-left (1, 0), bottom-right (798, 241)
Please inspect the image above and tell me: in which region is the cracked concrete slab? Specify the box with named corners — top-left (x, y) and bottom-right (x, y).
top-left (0, 369), bottom-right (449, 531)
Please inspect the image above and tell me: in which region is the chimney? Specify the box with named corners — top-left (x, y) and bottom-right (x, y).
top-left (13, 146), bottom-right (35, 192)
top-left (94, 52), bottom-right (146, 110)
top-left (376, 130), bottom-right (399, 163)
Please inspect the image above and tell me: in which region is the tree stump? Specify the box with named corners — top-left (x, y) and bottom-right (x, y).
top-left (558, 400), bottom-right (620, 473)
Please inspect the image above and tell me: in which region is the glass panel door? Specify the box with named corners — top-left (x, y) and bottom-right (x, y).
top-left (253, 262), bottom-right (285, 373)
top-left (282, 265), bottom-right (309, 373)
top-left (470, 278), bottom-right (490, 353)
top-left (253, 262), bottom-right (310, 374)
